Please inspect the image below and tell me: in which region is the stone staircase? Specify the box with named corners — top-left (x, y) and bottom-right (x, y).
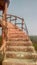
top-left (2, 21), bottom-right (37, 65)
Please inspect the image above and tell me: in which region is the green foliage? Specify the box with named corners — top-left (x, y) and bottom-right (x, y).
top-left (30, 36), bottom-right (37, 51)
top-left (33, 43), bottom-right (37, 51)
top-left (30, 36), bottom-right (37, 43)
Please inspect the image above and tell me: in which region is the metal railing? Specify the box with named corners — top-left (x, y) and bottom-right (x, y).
top-left (0, 14), bottom-right (28, 34)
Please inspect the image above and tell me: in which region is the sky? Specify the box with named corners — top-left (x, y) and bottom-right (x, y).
top-left (0, 0), bottom-right (37, 35)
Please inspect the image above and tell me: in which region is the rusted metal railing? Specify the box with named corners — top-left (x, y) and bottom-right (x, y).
top-left (0, 14), bottom-right (28, 34)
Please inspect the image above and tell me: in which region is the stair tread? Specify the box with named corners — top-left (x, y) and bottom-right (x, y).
top-left (6, 46), bottom-right (35, 52)
top-left (7, 40), bottom-right (31, 42)
top-left (8, 38), bottom-right (29, 41)
top-left (8, 34), bottom-right (28, 37)
top-left (3, 58), bottom-right (37, 63)
top-left (7, 46), bottom-right (34, 48)
top-left (7, 40), bottom-right (32, 44)
top-left (7, 41), bottom-right (32, 46)
top-left (6, 52), bottom-right (37, 59)
top-left (6, 51), bottom-right (37, 55)
top-left (6, 46), bottom-right (34, 50)
top-left (7, 42), bottom-right (32, 44)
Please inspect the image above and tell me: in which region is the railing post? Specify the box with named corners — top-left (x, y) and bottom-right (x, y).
top-left (15, 17), bottom-right (17, 26)
top-left (22, 19), bottom-right (24, 30)
top-left (10, 15), bottom-right (11, 22)
top-left (2, 8), bottom-right (8, 59)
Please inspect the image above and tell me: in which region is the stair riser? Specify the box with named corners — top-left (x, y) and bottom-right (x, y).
top-left (8, 32), bottom-right (27, 35)
top-left (6, 47), bottom-right (34, 52)
top-left (6, 53), bottom-right (37, 59)
top-left (8, 38), bottom-right (28, 41)
top-left (7, 39), bottom-right (29, 42)
top-left (8, 33), bottom-right (27, 36)
top-left (7, 43), bottom-right (32, 46)
top-left (3, 63), bottom-right (25, 65)
top-left (7, 41), bottom-right (28, 44)
top-left (8, 35), bottom-right (28, 39)
top-left (3, 62), bottom-right (37, 65)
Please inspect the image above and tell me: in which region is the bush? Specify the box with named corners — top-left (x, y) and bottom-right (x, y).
top-left (30, 36), bottom-right (37, 51)
top-left (33, 43), bottom-right (37, 51)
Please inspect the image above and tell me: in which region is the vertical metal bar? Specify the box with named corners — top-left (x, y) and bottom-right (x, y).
top-left (25, 22), bottom-right (28, 35)
top-left (22, 19), bottom-right (24, 30)
top-left (10, 15), bottom-right (11, 22)
top-left (15, 17), bottom-right (17, 26)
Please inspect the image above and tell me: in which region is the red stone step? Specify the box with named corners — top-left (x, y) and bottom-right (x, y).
top-left (5, 52), bottom-right (37, 59)
top-left (7, 40), bottom-right (32, 46)
top-left (6, 46), bottom-right (35, 52)
top-left (3, 59), bottom-right (37, 65)
top-left (7, 33), bottom-right (28, 39)
top-left (8, 37), bottom-right (29, 41)
top-left (8, 35), bottom-right (28, 39)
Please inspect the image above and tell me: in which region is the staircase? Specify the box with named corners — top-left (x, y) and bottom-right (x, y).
top-left (2, 20), bottom-right (37, 65)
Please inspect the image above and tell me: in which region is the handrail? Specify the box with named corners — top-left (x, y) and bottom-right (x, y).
top-left (0, 14), bottom-right (24, 20)
top-left (0, 14), bottom-right (24, 30)
top-left (0, 14), bottom-right (28, 34)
